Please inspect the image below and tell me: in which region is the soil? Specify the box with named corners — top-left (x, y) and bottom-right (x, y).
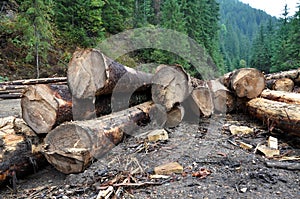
top-left (0, 99), bottom-right (300, 199)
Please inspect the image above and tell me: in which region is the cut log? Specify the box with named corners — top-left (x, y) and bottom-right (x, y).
top-left (219, 68), bottom-right (265, 99)
top-left (208, 80), bottom-right (235, 113)
top-left (151, 65), bottom-right (192, 111)
top-left (0, 77), bottom-right (67, 86)
top-left (0, 117), bottom-right (46, 187)
top-left (247, 98), bottom-right (300, 136)
top-left (21, 84), bottom-right (151, 134)
top-left (261, 89), bottom-right (300, 105)
top-left (44, 101), bottom-right (154, 174)
top-left (265, 68), bottom-right (300, 84)
top-left (21, 84), bottom-right (73, 134)
top-left (67, 48), bottom-right (153, 99)
top-left (191, 85), bottom-right (214, 117)
top-left (0, 93), bottom-right (23, 99)
top-left (266, 78), bottom-right (294, 92)
top-left (165, 105), bottom-right (185, 128)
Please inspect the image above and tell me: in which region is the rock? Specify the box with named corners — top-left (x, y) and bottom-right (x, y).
top-left (147, 129), bottom-right (169, 142)
top-left (229, 125), bottom-right (254, 135)
top-left (154, 162), bottom-right (183, 175)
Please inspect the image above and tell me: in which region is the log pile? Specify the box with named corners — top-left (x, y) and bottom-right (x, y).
top-left (2, 47), bottom-right (300, 181)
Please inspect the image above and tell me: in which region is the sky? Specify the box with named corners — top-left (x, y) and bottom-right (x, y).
top-left (239, 0), bottom-right (299, 17)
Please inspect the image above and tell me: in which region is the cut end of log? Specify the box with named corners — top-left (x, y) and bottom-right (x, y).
top-left (151, 65), bottom-right (192, 110)
top-left (191, 87), bottom-right (214, 117)
top-left (231, 68), bottom-right (265, 99)
top-left (21, 85), bottom-right (59, 134)
top-left (68, 48), bottom-right (110, 99)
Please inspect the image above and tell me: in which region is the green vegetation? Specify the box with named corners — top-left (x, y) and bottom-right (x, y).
top-left (0, 0), bottom-right (299, 80)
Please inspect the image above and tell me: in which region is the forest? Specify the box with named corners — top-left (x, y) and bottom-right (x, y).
top-left (0, 0), bottom-right (299, 81)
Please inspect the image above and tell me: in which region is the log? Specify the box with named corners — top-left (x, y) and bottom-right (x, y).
top-left (0, 77), bottom-right (67, 86)
top-left (219, 68), bottom-right (265, 99)
top-left (0, 117), bottom-right (46, 187)
top-left (44, 101), bottom-right (154, 174)
top-left (0, 93), bottom-right (23, 99)
top-left (21, 84), bottom-right (151, 134)
top-left (261, 90), bottom-right (300, 105)
top-left (208, 80), bottom-right (235, 113)
top-left (265, 68), bottom-right (300, 84)
top-left (247, 98), bottom-right (300, 136)
top-left (151, 65), bottom-right (192, 111)
top-left (67, 48), bottom-right (153, 99)
top-left (165, 105), bottom-right (185, 128)
top-left (266, 78), bottom-right (294, 92)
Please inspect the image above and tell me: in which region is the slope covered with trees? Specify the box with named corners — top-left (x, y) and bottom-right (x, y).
top-left (217, 0), bottom-right (277, 72)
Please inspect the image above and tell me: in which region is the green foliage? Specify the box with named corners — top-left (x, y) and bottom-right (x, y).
top-left (54, 0), bottom-right (105, 47)
top-left (0, 76), bottom-right (9, 82)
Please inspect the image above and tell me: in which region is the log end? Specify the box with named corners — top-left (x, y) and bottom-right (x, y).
top-left (21, 85), bottom-right (58, 134)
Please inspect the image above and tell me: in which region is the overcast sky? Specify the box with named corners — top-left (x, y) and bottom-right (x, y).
top-left (239, 0), bottom-right (299, 17)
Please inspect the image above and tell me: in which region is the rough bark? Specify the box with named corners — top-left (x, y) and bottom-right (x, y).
top-left (21, 84), bottom-right (151, 134)
top-left (261, 89), bottom-right (300, 105)
top-left (0, 117), bottom-right (46, 187)
top-left (44, 102), bottom-right (154, 174)
top-left (266, 78), bottom-right (294, 92)
top-left (247, 98), bottom-right (300, 136)
top-left (67, 48), bottom-right (153, 99)
top-left (208, 80), bottom-right (235, 113)
top-left (219, 68), bottom-right (265, 99)
top-left (151, 65), bottom-right (192, 111)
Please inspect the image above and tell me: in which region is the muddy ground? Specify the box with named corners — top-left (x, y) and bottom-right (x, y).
top-left (0, 99), bottom-right (299, 199)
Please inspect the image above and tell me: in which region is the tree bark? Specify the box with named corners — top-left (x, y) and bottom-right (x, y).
top-left (219, 68), bottom-right (265, 99)
top-left (261, 89), bottom-right (300, 105)
top-left (44, 101), bottom-right (154, 174)
top-left (207, 80), bottom-right (235, 113)
top-left (67, 48), bottom-right (153, 99)
top-left (247, 98), bottom-right (300, 136)
top-left (21, 84), bottom-right (151, 134)
top-left (151, 65), bottom-right (192, 111)
top-left (266, 78), bottom-right (294, 92)
top-left (0, 117), bottom-right (46, 187)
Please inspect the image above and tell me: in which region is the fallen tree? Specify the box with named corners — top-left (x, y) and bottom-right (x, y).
top-left (261, 89), bottom-right (300, 105)
top-left (265, 68), bottom-right (300, 84)
top-left (266, 78), bottom-right (294, 92)
top-left (21, 84), bottom-right (151, 134)
top-left (0, 117), bottom-right (46, 188)
top-left (247, 98), bottom-right (300, 136)
top-left (44, 101), bottom-right (154, 174)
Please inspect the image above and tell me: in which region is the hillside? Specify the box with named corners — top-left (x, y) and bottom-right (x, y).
top-left (218, 0), bottom-right (277, 71)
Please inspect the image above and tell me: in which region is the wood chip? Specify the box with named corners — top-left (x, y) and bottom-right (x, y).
top-left (257, 145), bottom-right (280, 158)
top-left (154, 162), bottom-right (183, 175)
top-left (268, 136), bottom-right (278, 149)
top-left (229, 125), bottom-right (254, 135)
top-left (239, 141), bottom-right (253, 150)
top-left (147, 129), bottom-right (169, 142)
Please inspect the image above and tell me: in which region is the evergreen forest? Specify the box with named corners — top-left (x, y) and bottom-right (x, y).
top-left (0, 0), bottom-right (299, 80)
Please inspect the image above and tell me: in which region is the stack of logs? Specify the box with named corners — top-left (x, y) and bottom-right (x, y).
top-left (1, 48), bottom-right (300, 185)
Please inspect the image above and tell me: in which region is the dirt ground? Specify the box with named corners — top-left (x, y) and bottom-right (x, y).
top-left (0, 100), bottom-right (300, 199)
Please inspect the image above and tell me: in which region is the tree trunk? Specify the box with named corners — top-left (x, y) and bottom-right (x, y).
top-left (21, 84), bottom-right (151, 134)
top-left (219, 68), bottom-right (265, 99)
top-left (261, 89), bottom-right (300, 105)
top-left (165, 105), bottom-right (185, 128)
top-left (44, 101), bottom-right (154, 174)
top-left (265, 68), bottom-right (300, 84)
top-left (0, 117), bottom-right (46, 187)
top-left (151, 65), bottom-right (192, 111)
top-left (0, 77), bottom-right (67, 86)
top-left (247, 98), bottom-right (300, 136)
top-left (67, 48), bottom-right (153, 99)
top-left (207, 80), bottom-right (235, 113)
top-left (266, 78), bottom-right (294, 92)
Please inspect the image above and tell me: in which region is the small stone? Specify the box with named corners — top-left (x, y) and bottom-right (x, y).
top-left (147, 129), bottom-right (169, 142)
top-left (240, 187), bottom-right (247, 193)
top-left (268, 136), bottom-right (278, 149)
top-left (62, 196), bottom-right (69, 199)
top-left (154, 162), bottom-right (183, 175)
